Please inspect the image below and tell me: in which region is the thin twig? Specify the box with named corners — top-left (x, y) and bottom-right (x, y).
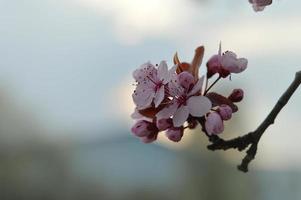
top-left (198, 71), bottom-right (301, 172)
top-left (204, 76), bottom-right (221, 95)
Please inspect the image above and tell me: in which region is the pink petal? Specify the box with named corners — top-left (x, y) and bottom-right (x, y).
top-left (237, 58), bottom-right (248, 72)
top-left (132, 85), bottom-right (155, 110)
top-left (224, 51), bottom-right (237, 58)
top-left (178, 71), bottom-right (194, 90)
top-left (156, 102), bottom-right (177, 120)
top-left (221, 51), bottom-right (247, 73)
top-left (157, 61), bottom-right (169, 83)
top-left (131, 109), bottom-right (143, 119)
top-left (188, 76), bottom-right (204, 96)
top-left (165, 127), bottom-right (184, 142)
top-left (221, 55), bottom-right (237, 71)
top-left (133, 62), bottom-right (157, 82)
top-left (168, 78), bottom-right (185, 97)
top-left (205, 112), bottom-right (224, 135)
top-left (187, 96), bottom-right (212, 117)
top-left (131, 109), bottom-right (153, 122)
top-left (172, 105), bottom-right (189, 127)
top-left (131, 120), bottom-right (154, 137)
top-left (166, 65), bottom-right (177, 84)
top-left (154, 86), bottom-right (165, 107)
top-left (218, 104), bottom-right (232, 121)
top-left (156, 118), bottom-right (172, 131)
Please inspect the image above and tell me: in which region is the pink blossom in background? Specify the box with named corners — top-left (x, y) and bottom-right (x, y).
top-left (249, 0), bottom-right (272, 12)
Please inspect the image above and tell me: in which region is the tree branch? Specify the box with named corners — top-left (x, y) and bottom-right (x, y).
top-left (198, 71), bottom-right (301, 172)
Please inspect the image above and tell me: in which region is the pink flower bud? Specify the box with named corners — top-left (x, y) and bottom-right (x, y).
top-left (141, 132), bottom-right (158, 143)
top-left (228, 89), bottom-right (244, 102)
top-left (219, 68), bottom-right (231, 78)
top-left (207, 44), bottom-right (247, 79)
top-left (205, 112), bottom-right (224, 135)
top-left (178, 71), bottom-right (194, 90)
top-left (218, 105), bottom-right (232, 120)
top-left (156, 118), bottom-right (172, 131)
top-left (206, 55), bottom-right (221, 78)
top-left (206, 55), bottom-right (230, 78)
top-left (249, 0), bottom-right (272, 12)
top-left (131, 120), bottom-right (157, 137)
top-left (165, 127), bottom-right (184, 142)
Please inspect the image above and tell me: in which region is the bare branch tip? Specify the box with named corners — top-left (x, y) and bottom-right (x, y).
top-left (237, 165), bottom-right (248, 173)
top-left (296, 71), bottom-right (301, 79)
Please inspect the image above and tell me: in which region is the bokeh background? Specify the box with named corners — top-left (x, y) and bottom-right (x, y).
top-left (1, 0), bottom-right (301, 199)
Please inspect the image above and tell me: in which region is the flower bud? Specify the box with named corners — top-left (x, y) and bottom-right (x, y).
top-left (228, 89), bottom-right (244, 102)
top-left (156, 118), bottom-right (172, 131)
top-left (165, 127), bottom-right (184, 142)
top-left (218, 105), bottom-right (232, 121)
top-left (178, 71), bottom-right (194, 90)
top-left (249, 0), bottom-right (272, 12)
top-left (205, 112), bottom-right (224, 135)
top-left (131, 120), bottom-right (157, 137)
top-left (141, 132), bottom-right (158, 143)
top-left (206, 55), bottom-right (221, 78)
top-left (187, 118), bottom-right (198, 129)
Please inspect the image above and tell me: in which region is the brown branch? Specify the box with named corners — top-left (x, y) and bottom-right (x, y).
top-left (198, 71), bottom-right (301, 172)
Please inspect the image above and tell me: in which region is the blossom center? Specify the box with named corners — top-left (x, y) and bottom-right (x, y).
top-left (177, 95), bottom-right (187, 106)
top-left (154, 81), bottom-right (163, 92)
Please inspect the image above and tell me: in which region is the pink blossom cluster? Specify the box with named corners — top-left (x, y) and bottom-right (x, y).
top-left (131, 44), bottom-right (247, 143)
top-left (249, 0), bottom-right (272, 12)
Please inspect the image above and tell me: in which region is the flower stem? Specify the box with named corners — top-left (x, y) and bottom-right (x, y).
top-left (204, 76), bottom-right (209, 94)
top-left (204, 76), bottom-right (221, 95)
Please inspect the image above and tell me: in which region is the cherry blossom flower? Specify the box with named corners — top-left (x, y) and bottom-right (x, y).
top-left (132, 61), bottom-right (175, 109)
top-left (130, 44), bottom-right (247, 143)
top-left (156, 73), bottom-right (212, 127)
top-left (207, 43), bottom-right (248, 78)
top-left (249, 0), bottom-right (272, 12)
top-left (205, 112), bottom-right (224, 135)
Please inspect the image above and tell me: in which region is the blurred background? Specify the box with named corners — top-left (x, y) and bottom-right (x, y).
top-left (1, 0), bottom-right (301, 199)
